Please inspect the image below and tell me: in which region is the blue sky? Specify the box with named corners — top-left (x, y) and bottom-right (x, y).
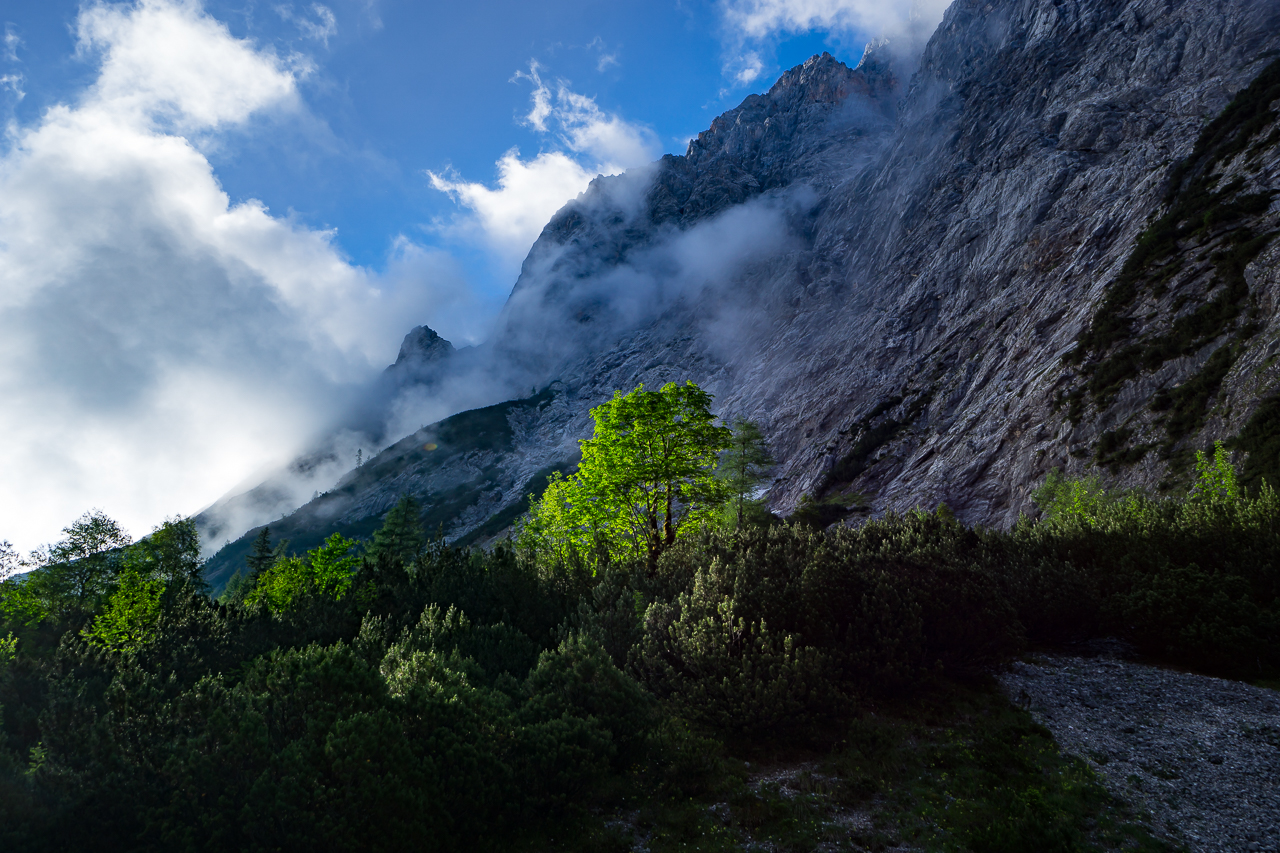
top-left (5, 0), bottom-right (855, 308)
top-left (0, 0), bottom-right (947, 552)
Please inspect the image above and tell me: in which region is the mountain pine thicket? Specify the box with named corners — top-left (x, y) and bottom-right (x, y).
top-left (0, 378), bottom-right (1276, 851)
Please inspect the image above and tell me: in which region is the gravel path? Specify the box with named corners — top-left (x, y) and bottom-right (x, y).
top-left (1000, 653), bottom-right (1280, 853)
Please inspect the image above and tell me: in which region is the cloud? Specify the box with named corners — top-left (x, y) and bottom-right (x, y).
top-left (428, 61), bottom-right (660, 272)
top-left (2, 24), bottom-right (24, 101)
top-left (0, 73), bottom-right (22, 100)
top-left (0, 0), bottom-right (460, 550)
top-left (3, 23), bottom-right (20, 62)
top-left (429, 150), bottom-right (600, 267)
top-left (719, 0), bottom-right (953, 83)
top-left (731, 51), bottom-right (765, 85)
top-left (276, 4), bottom-right (338, 47)
top-left (724, 0), bottom-right (951, 42)
top-left (586, 36), bottom-right (620, 72)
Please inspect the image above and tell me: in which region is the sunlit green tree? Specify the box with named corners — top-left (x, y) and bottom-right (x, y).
top-left (246, 532), bottom-right (361, 614)
top-left (521, 381), bottom-right (731, 568)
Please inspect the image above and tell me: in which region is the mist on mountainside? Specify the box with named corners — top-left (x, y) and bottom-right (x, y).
top-left (202, 0), bottom-right (1280, 578)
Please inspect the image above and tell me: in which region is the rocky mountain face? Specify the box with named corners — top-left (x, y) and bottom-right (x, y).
top-left (201, 0), bottom-right (1280, 586)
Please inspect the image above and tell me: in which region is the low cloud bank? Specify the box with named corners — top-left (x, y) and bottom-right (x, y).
top-left (380, 175), bottom-right (812, 443)
top-left (0, 0), bottom-right (465, 551)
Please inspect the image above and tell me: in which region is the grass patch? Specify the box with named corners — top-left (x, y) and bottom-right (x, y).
top-left (1095, 426), bottom-right (1153, 473)
top-left (1228, 393), bottom-right (1280, 494)
top-left (790, 492), bottom-right (869, 529)
top-left (823, 392), bottom-right (933, 491)
top-left (569, 679), bottom-right (1176, 853)
top-left (1061, 57), bottom-right (1280, 453)
top-left (1161, 344), bottom-right (1235, 443)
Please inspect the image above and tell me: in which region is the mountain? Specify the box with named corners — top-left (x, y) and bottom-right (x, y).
top-left (200, 0), bottom-right (1280, 590)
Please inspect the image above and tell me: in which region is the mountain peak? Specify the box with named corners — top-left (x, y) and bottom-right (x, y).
top-left (765, 51), bottom-right (859, 100)
top-left (395, 325), bottom-right (453, 368)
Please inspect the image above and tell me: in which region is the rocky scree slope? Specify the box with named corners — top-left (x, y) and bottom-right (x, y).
top-left (202, 0), bottom-right (1280, 579)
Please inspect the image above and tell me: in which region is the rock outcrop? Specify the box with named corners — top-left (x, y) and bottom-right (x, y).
top-left (202, 0), bottom-right (1280, 582)
top-left (481, 0), bottom-right (1280, 525)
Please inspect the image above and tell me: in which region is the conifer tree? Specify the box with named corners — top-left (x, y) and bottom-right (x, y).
top-left (718, 417), bottom-right (774, 528)
top-left (245, 526), bottom-right (278, 579)
top-left (371, 495), bottom-right (425, 566)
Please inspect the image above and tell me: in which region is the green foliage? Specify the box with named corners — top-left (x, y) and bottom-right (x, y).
top-left (824, 392), bottom-right (931, 490)
top-left (1190, 441), bottom-right (1240, 504)
top-left (370, 494), bottom-right (426, 565)
top-left (717, 417), bottom-right (774, 529)
top-left (41, 509), bottom-right (133, 565)
top-left (521, 381), bottom-right (731, 568)
top-left (16, 510), bottom-right (133, 620)
top-left (789, 491), bottom-right (866, 529)
top-left (2, 433), bottom-right (1279, 849)
top-left (1063, 58), bottom-right (1280, 448)
top-left (1229, 393), bottom-right (1280, 493)
top-left (81, 564), bottom-right (164, 651)
top-left (1032, 469), bottom-right (1117, 522)
top-left (245, 532), bottom-right (360, 614)
top-left (0, 515), bottom-right (199, 631)
top-left (244, 525), bottom-right (285, 578)
top-left (0, 542), bottom-right (20, 582)
top-left (635, 571), bottom-right (843, 734)
top-left (844, 685), bottom-right (1172, 853)
top-left (1023, 456), bottom-right (1280, 674)
top-left (0, 577), bottom-right (47, 626)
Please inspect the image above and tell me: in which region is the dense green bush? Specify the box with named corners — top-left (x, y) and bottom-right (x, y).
top-left (1, 443), bottom-right (1277, 849)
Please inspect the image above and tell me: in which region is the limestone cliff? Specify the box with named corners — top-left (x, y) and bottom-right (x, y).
top-left (201, 0), bottom-right (1280, 585)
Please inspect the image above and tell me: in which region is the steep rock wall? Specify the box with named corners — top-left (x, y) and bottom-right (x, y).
top-left (202, 0), bottom-right (1280, 581)
top-left (493, 0), bottom-right (1280, 525)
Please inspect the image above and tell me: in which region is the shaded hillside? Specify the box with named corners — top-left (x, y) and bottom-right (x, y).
top-left (202, 388), bottom-right (577, 593)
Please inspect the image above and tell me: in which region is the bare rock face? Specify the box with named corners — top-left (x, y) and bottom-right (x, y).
top-left (385, 325), bottom-right (455, 387)
top-left (486, 0), bottom-right (1280, 527)
top-left (395, 326), bottom-right (453, 369)
top-left (201, 0), bottom-right (1280, 579)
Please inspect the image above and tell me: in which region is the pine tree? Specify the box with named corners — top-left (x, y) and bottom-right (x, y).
top-left (718, 417), bottom-right (774, 529)
top-left (370, 495), bottom-right (425, 566)
top-left (245, 527), bottom-right (284, 579)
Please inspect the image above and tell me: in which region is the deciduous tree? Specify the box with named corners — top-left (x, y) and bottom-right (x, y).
top-left (521, 381), bottom-right (731, 568)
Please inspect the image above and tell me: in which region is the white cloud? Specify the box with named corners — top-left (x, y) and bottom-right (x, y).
top-left (429, 150), bottom-right (600, 266)
top-left (731, 51), bottom-right (764, 85)
top-left (0, 73), bottom-right (22, 100)
top-left (0, 0), bottom-right (456, 550)
top-left (76, 0), bottom-right (305, 132)
top-left (428, 61), bottom-right (660, 271)
top-left (3, 23), bottom-right (20, 62)
top-left (3, 23), bottom-right (24, 100)
top-left (276, 4), bottom-right (338, 47)
top-left (586, 36), bottom-right (619, 72)
top-left (724, 0), bottom-right (951, 41)
top-left (719, 0), bottom-right (953, 83)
